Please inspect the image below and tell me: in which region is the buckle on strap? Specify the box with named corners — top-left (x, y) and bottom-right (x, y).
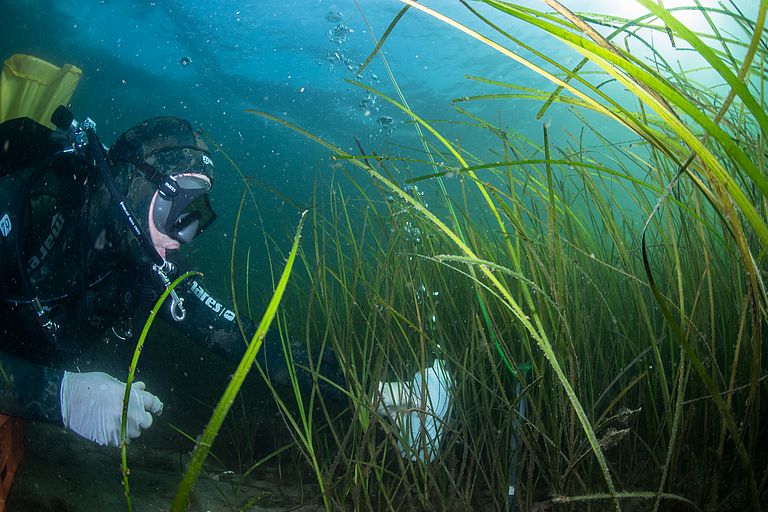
top-left (152, 261), bottom-right (186, 322)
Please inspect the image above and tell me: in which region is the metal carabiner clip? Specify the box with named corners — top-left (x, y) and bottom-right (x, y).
top-left (169, 289), bottom-right (186, 322)
top-left (153, 260), bottom-right (187, 323)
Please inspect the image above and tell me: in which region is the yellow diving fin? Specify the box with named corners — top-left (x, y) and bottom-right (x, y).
top-left (0, 54), bottom-right (82, 128)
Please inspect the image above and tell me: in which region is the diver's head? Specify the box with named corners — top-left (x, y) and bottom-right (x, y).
top-left (109, 117), bottom-right (216, 258)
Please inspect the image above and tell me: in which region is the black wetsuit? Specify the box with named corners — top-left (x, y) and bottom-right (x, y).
top-left (0, 117), bottom-right (341, 426)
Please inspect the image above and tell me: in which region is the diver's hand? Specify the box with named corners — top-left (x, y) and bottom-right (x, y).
top-left (60, 371), bottom-right (164, 447)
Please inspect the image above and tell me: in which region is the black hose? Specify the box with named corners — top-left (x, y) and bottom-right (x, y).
top-left (508, 380), bottom-right (527, 512)
top-left (84, 128), bottom-right (165, 268)
top-left (10, 160), bottom-right (79, 351)
top-left (130, 267), bottom-right (159, 340)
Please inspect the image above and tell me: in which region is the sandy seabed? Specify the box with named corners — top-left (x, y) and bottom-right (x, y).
top-left (7, 421), bottom-right (322, 512)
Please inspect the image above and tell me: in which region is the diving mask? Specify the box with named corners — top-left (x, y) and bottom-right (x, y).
top-left (152, 174), bottom-right (216, 243)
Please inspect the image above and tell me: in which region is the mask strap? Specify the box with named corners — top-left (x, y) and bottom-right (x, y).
top-left (157, 175), bottom-right (179, 199)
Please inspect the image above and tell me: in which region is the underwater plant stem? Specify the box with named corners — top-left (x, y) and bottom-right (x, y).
top-left (272, 312), bottom-right (330, 510)
top-left (552, 491), bottom-right (702, 511)
top-left (653, 351), bottom-right (687, 512)
top-left (544, 0), bottom-right (679, 119)
top-left (245, 246), bottom-right (252, 319)
top-left (120, 270), bottom-right (201, 512)
top-left (171, 211), bottom-right (307, 512)
top-left (356, 0), bottom-right (520, 380)
top-left (357, 4), bottom-right (410, 76)
top-left (543, 124), bottom-right (563, 307)
top-left (229, 190), bottom-right (250, 346)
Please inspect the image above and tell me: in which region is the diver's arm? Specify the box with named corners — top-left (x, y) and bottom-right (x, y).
top-left (162, 247), bottom-right (345, 398)
top-left (164, 276), bottom-right (253, 362)
top-left (0, 348), bottom-right (163, 446)
top-left (0, 349), bottom-right (64, 423)
top-left (163, 274), bottom-right (346, 399)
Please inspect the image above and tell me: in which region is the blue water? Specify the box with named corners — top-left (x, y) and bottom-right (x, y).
top-left (3, 1), bottom-right (745, 242)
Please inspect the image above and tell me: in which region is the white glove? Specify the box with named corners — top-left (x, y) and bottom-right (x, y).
top-left (60, 371), bottom-right (164, 447)
top-left (377, 359), bottom-right (452, 462)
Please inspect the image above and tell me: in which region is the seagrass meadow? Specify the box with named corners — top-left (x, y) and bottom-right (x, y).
top-left (234, 1), bottom-right (768, 510)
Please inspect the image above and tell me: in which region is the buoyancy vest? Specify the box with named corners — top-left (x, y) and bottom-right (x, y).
top-left (0, 117), bottom-right (87, 301)
top-left (0, 117), bottom-right (123, 353)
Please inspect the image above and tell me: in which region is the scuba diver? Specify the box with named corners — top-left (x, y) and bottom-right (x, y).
top-left (0, 110), bottom-right (327, 446)
top-left (0, 108), bottom-right (453, 462)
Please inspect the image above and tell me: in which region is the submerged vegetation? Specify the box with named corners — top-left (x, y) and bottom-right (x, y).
top-left (128, 1), bottom-right (768, 511)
